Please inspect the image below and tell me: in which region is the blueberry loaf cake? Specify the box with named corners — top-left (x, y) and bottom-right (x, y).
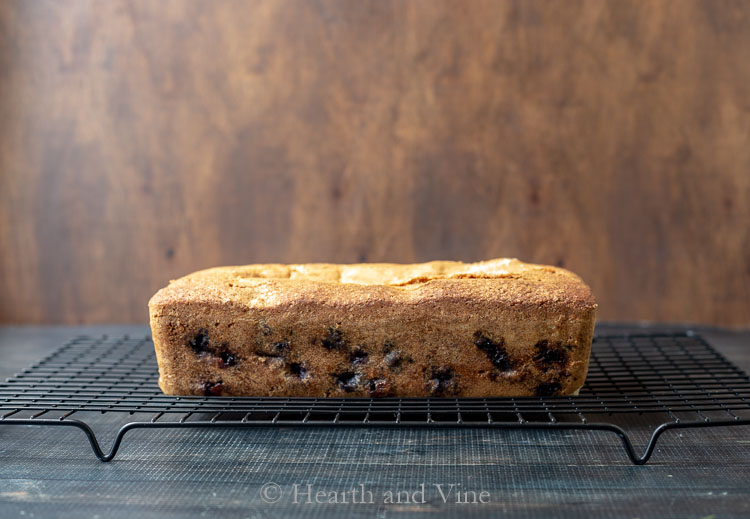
top-left (148, 259), bottom-right (597, 398)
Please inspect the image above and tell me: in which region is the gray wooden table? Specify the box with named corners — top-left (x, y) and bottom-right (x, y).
top-left (1, 324), bottom-right (748, 519)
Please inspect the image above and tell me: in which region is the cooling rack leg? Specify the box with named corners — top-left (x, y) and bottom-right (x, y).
top-left (100, 422), bottom-right (247, 462)
top-left (611, 427), bottom-right (651, 465)
top-left (524, 424), bottom-right (654, 465)
top-left (578, 424), bottom-right (672, 465)
top-left (635, 420), bottom-right (750, 466)
top-left (100, 423), bottom-right (148, 462)
top-left (0, 419), bottom-right (110, 462)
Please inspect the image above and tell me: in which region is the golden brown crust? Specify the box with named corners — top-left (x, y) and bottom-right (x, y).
top-left (149, 258), bottom-right (597, 398)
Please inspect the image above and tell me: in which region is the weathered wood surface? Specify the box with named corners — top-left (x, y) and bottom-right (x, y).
top-left (1, 1), bottom-right (749, 325)
top-left (0, 324), bottom-right (748, 518)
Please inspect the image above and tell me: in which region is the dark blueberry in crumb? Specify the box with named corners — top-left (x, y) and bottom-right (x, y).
top-left (333, 371), bottom-right (360, 392)
top-left (255, 340), bottom-right (290, 358)
top-left (349, 348), bottom-right (368, 366)
top-left (533, 340), bottom-right (568, 372)
top-left (385, 350), bottom-right (402, 369)
top-left (367, 378), bottom-right (389, 397)
top-left (189, 329), bottom-right (211, 354)
top-left (322, 327), bottom-right (348, 350)
top-left (200, 381), bottom-right (224, 396)
top-left (473, 332), bottom-right (513, 372)
top-left (288, 362), bottom-right (308, 379)
top-left (273, 340), bottom-right (290, 354)
top-left (535, 382), bottom-right (561, 397)
top-left (431, 367), bottom-right (453, 382)
top-left (427, 367), bottom-right (458, 396)
top-left (218, 349), bottom-right (237, 368)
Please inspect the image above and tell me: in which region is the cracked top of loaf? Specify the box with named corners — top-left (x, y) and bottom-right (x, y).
top-left (149, 258), bottom-right (596, 311)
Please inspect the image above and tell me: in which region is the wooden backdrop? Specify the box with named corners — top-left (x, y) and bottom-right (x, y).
top-left (1, 0), bottom-right (749, 326)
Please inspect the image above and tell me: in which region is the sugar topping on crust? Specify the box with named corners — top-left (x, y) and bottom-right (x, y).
top-left (178, 258), bottom-right (531, 286)
top-left (150, 258), bottom-right (596, 311)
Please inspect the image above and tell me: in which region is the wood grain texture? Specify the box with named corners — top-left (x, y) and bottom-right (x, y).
top-left (1, 0), bottom-right (749, 325)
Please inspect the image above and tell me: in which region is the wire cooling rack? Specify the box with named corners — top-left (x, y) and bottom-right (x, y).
top-left (1, 332), bottom-right (748, 464)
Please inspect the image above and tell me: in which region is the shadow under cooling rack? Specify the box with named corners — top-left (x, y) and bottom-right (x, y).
top-left (1, 332), bottom-right (749, 464)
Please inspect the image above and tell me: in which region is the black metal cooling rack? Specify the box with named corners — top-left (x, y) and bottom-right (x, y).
top-left (1, 332), bottom-right (749, 464)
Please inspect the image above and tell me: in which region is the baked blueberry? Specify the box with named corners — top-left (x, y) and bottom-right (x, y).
top-left (473, 332), bottom-right (513, 372)
top-left (385, 350), bottom-right (402, 369)
top-left (333, 371), bottom-right (360, 392)
top-left (200, 380), bottom-right (224, 396)
top-left (273, 340), bottom-right (290, 355)
top-left (322, 327), bottom-right (348, 350)
top-left (189, 329), bottom-right (211, 354)
top-left (533, 340), bottom-right (568, 372)
top-left (367, 378), bottom-right (390, 397)
top-left (427, 367), bottom-right (458, 396)
top-left (218, 348), bottom-right (237, 368)
top-left (190, 330), bottom-right (236, 368)
top-left (255, 340), bottom-right (290, 358)
top-left (288, 362), bottom-right (308, 379)
top-left (349, 348), bottom-right (368, 366)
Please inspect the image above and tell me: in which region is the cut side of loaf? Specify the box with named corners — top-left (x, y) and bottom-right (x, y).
top-left (148, 258), bottom-right (597, 398)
